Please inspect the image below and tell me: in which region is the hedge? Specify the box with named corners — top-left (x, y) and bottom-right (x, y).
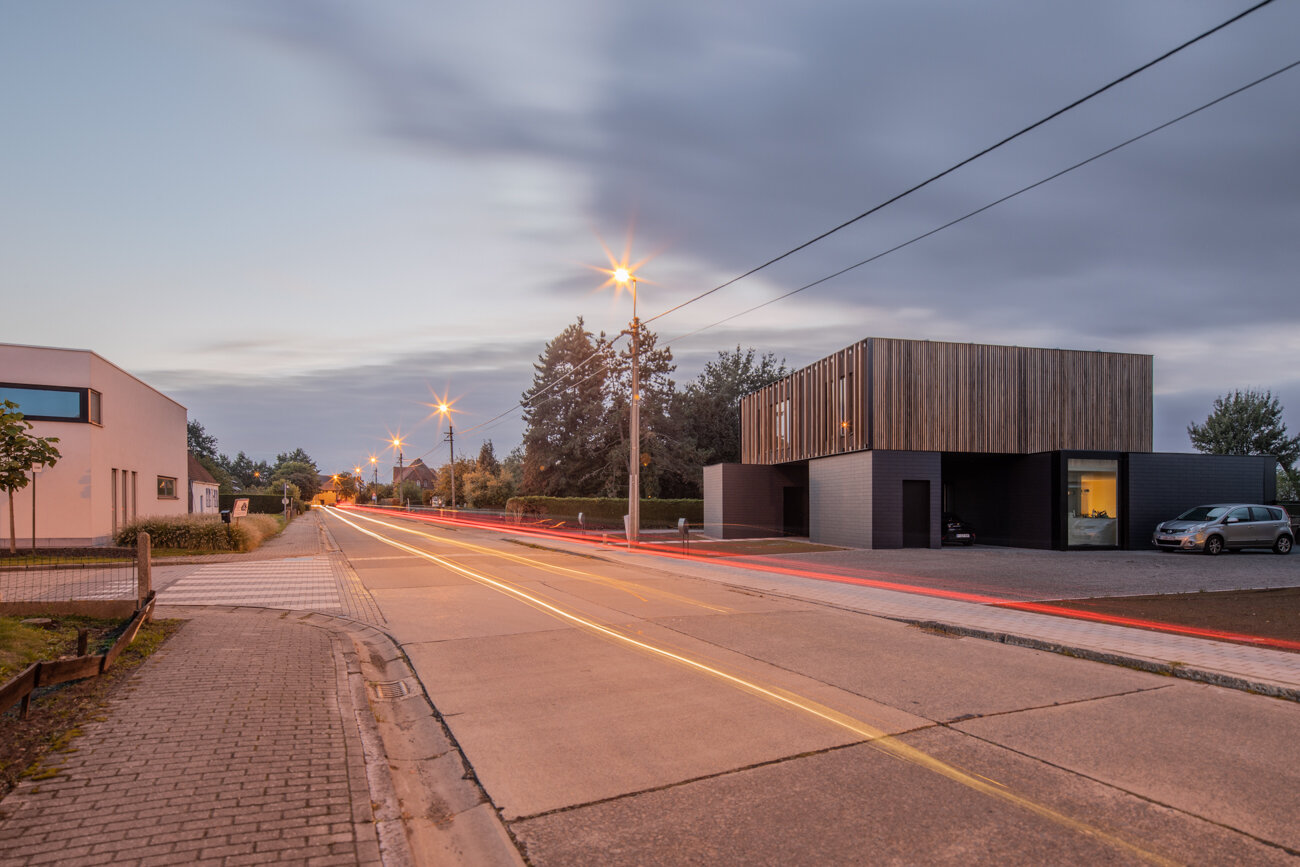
top-left (219, 493), bottom-right (302, 515)
top-left (113, 514), bottom-right (281, 552)
top-left (505, 497), bottom-right (702, 529)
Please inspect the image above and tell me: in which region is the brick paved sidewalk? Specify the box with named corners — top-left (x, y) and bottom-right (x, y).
top-left (0, 608), bottom-right (407, 866)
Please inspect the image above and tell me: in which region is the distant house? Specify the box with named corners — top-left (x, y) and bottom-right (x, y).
top-left (188, 454), bottom-right (220, 515)
top-left (0, 343), bottom-right (189, 546)
top-left (393, 457), bottom-right (437, 489)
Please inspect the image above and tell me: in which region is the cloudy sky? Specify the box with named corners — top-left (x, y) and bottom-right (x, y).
top-left (3, 1), bottom-right (1298, 475)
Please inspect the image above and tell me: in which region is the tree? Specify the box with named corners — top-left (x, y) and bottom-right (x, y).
top-left (187, 419), bottom-right (219, 461)
top-left (1188, 389), bottom-right (1300, 493)
top-left (476, 440), bottom-right (500, 474)
top-left (599, 320), bottom-right (699, 498)
top-left (219, 451), bottom-right (271, 492)
top-left (677, 346), bottom-right (788, 466)
top-left (272, 461), bottom-right (320, 500)
top-left (334, 472), bottom-right (358, 501)
top-left (276, 447), bottom-right (317, 471)
top-left (520, 318), bottom-right (612, 496)
top-left (1, 400), bottom-right (62, 553)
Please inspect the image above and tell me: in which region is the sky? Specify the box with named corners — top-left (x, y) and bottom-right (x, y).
top-left (3, 1), bottom-right (1298, 476)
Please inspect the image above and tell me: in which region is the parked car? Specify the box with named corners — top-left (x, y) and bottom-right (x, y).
top-left (942, 512), bottom-right (976, 546)
top-left (1152, 503), bottom-right (1293, 555)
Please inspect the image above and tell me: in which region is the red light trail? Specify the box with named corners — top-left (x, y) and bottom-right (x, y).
top-left (339, 504), bottom-right (1299, 653)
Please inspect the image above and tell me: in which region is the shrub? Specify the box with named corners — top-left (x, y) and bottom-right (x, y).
top-left (504, 497), bottom-right (702, 529)
top-left (114, 513), bottom-right (282, 552)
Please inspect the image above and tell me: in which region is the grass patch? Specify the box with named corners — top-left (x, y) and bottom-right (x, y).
top-left (0, 616), bottom-right (129, 683)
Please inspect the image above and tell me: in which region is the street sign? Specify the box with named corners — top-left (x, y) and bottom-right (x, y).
top-left (231, 498), bottom-right (250, 518)
top-left (281, 497), bottom-right (289, 505)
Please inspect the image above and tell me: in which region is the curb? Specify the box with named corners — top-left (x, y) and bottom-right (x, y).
top-left (900, 618), bottom-right (1300, 703)
top-left (156, 605), bottom-right (524, 867)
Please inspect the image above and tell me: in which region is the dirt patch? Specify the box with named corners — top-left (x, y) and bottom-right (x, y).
top-left (0, 618), bottom-right (182, 798)
top-left (1045, 586), bottom-right (1300, 652)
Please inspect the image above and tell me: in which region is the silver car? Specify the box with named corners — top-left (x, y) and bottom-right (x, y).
top-left (1152, 503), bottom-right (1293, 555)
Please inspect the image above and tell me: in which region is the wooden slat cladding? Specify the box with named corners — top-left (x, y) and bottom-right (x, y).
top-left (741, 338), bottom-right (1152, 464)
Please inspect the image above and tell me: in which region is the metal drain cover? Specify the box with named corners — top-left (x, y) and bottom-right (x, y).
top-left (369, 680), bottom-right (411, 700)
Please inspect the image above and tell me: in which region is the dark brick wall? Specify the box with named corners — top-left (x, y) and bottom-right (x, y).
top-left (809, 451), bottom-right (873, 547)
top-left (870, 451), bottom-right (941, 548)
top-left (704, 463), bottom-right (808, 538)
top-left (1126, 453), bottom-right (1278, 548)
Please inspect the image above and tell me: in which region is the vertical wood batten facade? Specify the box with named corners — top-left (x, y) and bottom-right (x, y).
top-left (741, 338), bottom-right (1152, 464)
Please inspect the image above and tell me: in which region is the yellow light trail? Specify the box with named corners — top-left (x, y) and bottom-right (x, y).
top-left (325, 507), bottom-right (1177, 866)
top-left (339, 508), bottom-right (733, 614)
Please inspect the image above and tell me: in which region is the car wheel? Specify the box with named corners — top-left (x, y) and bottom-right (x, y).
top-left (1275, 535), bottom-right (1294, 555)
top-left (1203, 535), bottom-right (1224, 555)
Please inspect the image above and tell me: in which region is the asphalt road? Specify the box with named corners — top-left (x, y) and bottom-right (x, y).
top-left (322, 508), bottom-right (1299, 865)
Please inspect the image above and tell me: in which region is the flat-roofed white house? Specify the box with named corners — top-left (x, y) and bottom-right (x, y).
top-left (1, 343), bottom-right (189, 547)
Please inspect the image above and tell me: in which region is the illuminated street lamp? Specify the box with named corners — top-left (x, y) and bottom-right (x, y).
top-left (613, 266), bottom-right (640, 544)
top-left (354, 466), bottom-right (362, 503)
top-left (435, 402), bottom-right (457, 509)
top-left (369, 455), bottom-right (378, 492)
top-left (391, 436), bottom-right (404, 505)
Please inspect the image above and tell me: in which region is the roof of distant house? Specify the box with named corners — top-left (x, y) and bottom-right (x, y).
top-left (188, 453), bottom-right (217, 485)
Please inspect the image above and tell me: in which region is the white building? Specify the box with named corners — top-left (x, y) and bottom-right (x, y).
top-left (188, 454), bottom-right (220, 515)
top-left (1, 343), bottom-right (189, 546)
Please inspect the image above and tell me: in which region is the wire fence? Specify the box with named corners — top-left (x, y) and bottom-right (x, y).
top-left (0, 547), bottom-right (143, 614)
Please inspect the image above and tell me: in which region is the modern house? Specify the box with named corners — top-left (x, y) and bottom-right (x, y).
top-left (0, 343), bottom-right (189, 546)
top-left (704, 337), bottom-right (1276, 550)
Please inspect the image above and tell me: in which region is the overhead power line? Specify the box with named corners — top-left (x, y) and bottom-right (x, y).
top-left (413, 1), bottom-right (1281, 446)
top-left (646, 0), bottom-right (1279, 325)
top-left (661, 58), bottom-right (1300, 348)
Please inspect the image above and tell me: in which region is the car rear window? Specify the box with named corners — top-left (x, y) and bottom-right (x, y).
top-left (1252, 506), bottom-right (1283, 521)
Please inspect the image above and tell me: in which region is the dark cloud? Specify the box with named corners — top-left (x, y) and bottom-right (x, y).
top-left (221, 0), bottom-right (1299, 464)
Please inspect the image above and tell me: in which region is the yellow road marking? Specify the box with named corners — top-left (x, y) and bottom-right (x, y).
top-left (325, 508), bottom-right (1177, 866)
top-left (343, 508), bottom-right (733, 613)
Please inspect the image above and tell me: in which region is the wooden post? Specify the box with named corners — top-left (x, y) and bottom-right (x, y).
top-left (137, 531), bottom-right (152, 612)
top-left (77, 628), bottom-right (88, 656)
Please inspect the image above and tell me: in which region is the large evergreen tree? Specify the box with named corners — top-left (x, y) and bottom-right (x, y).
top-left (677, 346), bottom-right (788, 466)
top-left (1188, 388), bottom-right (1300, 491)
top-left (520, 318), bottom-right (611, 496)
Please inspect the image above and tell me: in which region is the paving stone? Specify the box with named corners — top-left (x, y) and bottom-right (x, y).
top-left (0, 608), bottom-right (389, 865)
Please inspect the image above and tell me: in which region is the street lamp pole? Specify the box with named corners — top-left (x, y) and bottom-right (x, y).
top-left (436, 403), bottom-right (456, 509)
top-left (392, 438), bottom-right (404, 506)
top-left (615, 268), bottom-right (640, 545)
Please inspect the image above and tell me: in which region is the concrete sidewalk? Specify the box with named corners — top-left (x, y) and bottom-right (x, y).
top-left (0, 515), bottom-right (522, 867)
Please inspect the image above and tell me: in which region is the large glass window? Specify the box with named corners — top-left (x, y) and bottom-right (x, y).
top-left (1067, 458), bottom-right (1119, 546)
top-left (0, 384), bottom-right (83, 420)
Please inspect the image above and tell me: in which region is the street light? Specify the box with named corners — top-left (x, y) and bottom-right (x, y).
top-left (353, 466), bottom-right (362, 503)
top-left (435, 402), bottom-right (457, 509)
top-left (613, 266), bottom-right (640, 544)
top-left (391, 437), bottom-right (404, 506)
